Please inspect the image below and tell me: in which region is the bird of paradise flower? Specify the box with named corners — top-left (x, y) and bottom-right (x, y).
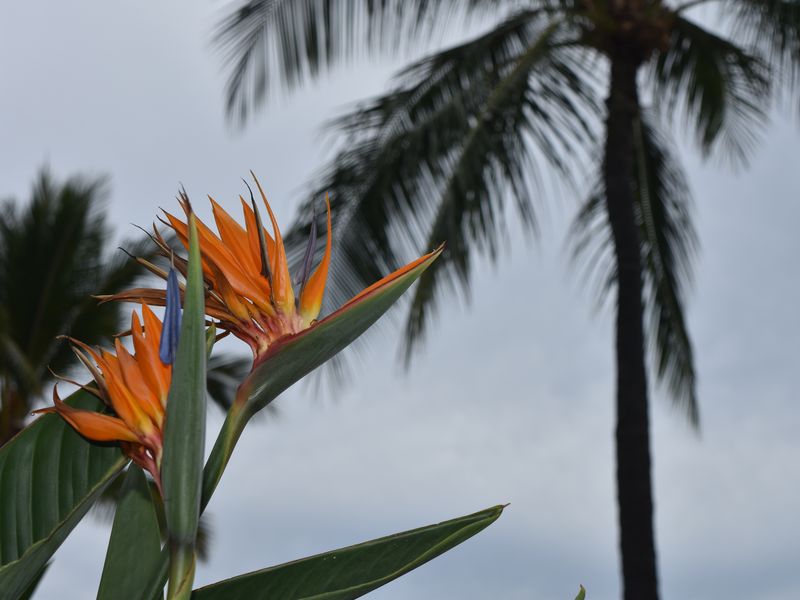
top-left (34, 304), bottom-right (172, 493)
top-left (102, 173), bottom-right (442, 365)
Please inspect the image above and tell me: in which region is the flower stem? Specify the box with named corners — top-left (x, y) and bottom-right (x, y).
top-left (166, 542), bottom-right (195, 600)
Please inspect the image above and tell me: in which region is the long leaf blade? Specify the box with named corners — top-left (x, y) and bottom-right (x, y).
top-left (0, 391), bottom-right (127, 600)
top-left (192, 505), bottom-right (505, 600)
top-left (97, 465), bottom-right (163, 600)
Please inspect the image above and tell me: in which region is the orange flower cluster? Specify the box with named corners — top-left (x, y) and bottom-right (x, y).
top-left (36, 305), bottom-right (170, 491)
top-left (106, 177), bottom-right (331, 361)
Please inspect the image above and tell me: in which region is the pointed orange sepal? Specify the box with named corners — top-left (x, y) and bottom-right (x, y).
top-left (34, 388), bottom-right (140, 444)
top-left (251, 172), bottom-right (295, 314)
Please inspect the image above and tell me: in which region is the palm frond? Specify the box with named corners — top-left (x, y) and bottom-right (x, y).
top-left (634, 116), bottom-right (699, 425)
top-left (285, 12), bottom-right (599, 367)
top-left (213, 0), bottom-right (532, 122)
top-left (401, 30), bottom-right (602, 357)
top-left (0, 169), bottom-right (110, 391)
top-left (727, 0), bottom-right (800, 101)
top-left (0, 169), bottom-right (175, 408)
top-left (0, 331), bottom-right (38, 396)
top-left (571, 113), bottom-right (699, 425)
top-left (649, 14), bottom-right (770, 164)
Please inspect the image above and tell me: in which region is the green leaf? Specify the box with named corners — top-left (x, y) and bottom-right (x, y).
top-left (574, 584), bottom-right (586, 600)
top-left (17, 563), bottom-right (49, 600)
top-left (161, 214), bottom-right (207, 599)
top-left (192, 505), bottom-right (505, 600)
top-left (97, 465), bottom-right (163, 600)
top-left (0, 391), bottom-right (127, 599)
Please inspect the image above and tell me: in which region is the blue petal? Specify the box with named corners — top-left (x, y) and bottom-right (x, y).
top-left (159, 267), bottom-right (182, 365)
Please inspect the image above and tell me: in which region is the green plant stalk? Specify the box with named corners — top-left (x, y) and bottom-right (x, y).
top-left (166, 545), bottom-right (195, 600)
top-left (137, 396), bottom-right (252, 600)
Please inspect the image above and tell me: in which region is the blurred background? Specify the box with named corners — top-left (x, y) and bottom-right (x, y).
top-left (1, 2), bottom-right (798, 599)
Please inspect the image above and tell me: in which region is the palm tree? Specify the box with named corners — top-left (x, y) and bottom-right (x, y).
top-left (0, 169), bottom-right (251, 445)
top-left (0, 169), bottom-right (150, 444)
top-left (214, 1), bottom-right (799, 598)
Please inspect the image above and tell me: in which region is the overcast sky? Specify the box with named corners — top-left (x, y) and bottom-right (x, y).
top-left (2, 2), bottom-right (798, 599)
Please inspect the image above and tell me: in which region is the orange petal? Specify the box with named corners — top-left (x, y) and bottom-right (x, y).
top-left (299, 194), bottom-right (332, 325)
top-left (133, 304), bottom-right (172, 407)
top-left (162, 211), bottom-right (216, 283)
top-left (344, 245), bottom-right (445, 308)
top-left (241, 196), bottom-right (275, 272)
top-left (115, 338), bottom-right (163, 426)
top-left (252, 173), bottom-right (295, 314)
top-left (131, 311), bottom-right (161, 400)
top-left (162, 211), bottom-right (190, 247)
top-left (39, 388), bottom-right (140, 443)
top-left (210, 196), bottom-right (261, 277)
top-left (100, 350), bottom-right (156, 435)
top-left (210, 263), bottom-right (253, 321)
top-left (175, 208), bottom-right (272, 310)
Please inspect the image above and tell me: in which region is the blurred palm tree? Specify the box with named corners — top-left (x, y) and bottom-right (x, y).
top-left (214, 1), bottom-right (799, 598)
top-left (0, 169), bottom-right (251, 445)
top-left (0, 169), bottom-right (147, 444)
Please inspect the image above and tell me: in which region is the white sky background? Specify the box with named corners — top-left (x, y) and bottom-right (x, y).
top-left (1, 2), bottom-right (798, 599)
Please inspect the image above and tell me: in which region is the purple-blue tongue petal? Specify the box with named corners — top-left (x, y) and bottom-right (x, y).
top-left (159, 267), bottom-right (182, 364)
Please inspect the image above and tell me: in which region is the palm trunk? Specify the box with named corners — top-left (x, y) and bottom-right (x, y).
top-left (603, 51), bottom-right (659, 600)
